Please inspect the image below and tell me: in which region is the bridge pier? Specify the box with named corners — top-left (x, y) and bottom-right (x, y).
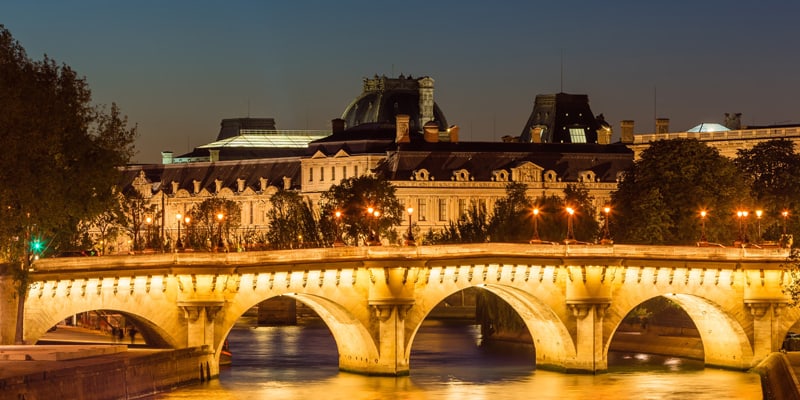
top-left (748, 301), bottom-right (787, 361)
top-left (178, 300), bottom-right (222, 377)
top-left (565, 265), bottom-right (613, 373)
top-left (568, 302), bottom-right (610, 373)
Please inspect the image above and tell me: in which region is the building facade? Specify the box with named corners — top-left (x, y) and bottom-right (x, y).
top-left (114, 76), bottom-right (633, 252)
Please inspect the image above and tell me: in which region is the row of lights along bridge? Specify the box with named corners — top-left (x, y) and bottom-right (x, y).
top-left (146, 206), bottom-right (791, 250)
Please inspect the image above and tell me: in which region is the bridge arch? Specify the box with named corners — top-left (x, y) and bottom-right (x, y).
top-left (403, 281), bottom-right (574, 371)
top-left (605, 292), bottom-right (753, 370)
top-left (25, 302), bottom-right (181, 349)
top-left (215, 284), bottom-right (380, 372)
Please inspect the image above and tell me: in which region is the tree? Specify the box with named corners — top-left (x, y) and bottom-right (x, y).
top-left (488, 182), bottom-right (534, 242)
top-left (424, 203), bottom-right (490, 244)
top-left (611, 139), bottom-right (748, 245)
top-left (319, 175), bottom-right (403, 246)
top-left (266, 190), bottom-right (322, 249)
top-left (187, 198), bottom-right (241, 251)
top-left (0, 26), bottom-right (137, 344)
top-left (563, 183), bottom-right (600, 242)
top-left (734, 139), bottom-right (800, 242)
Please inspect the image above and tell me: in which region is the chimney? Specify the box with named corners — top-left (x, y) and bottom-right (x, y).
top-left (331, 118), bottom-right (345, 134)
top-left (215, 178), bottom-right (222, 193)
top-left (259, 177), bottom-right (268, 192)
top-left (161, 151), bottom-right (174, 165)
top-left (597, 126), bottom-right (612, 145)
top-left (530, 126), bottom-right (544, 143)
top-left (396, 114), bottom-right (411, 143)
top-left (448, 125), bottom-right (459, 143)
top-left (209, 149), bottom-right (220, 162)
top-left (620, 120), bottom-right (635, 144)
top-left (656, 118), bottom-right (670, 134)
top-left (237, 178), bottom-right (245, 192)
top-left (171, 180), bottom-right (179, 194)
top-left (423, 121), bottom-right (439, 143)
top-left (192, 179), bottom-right (200, 194)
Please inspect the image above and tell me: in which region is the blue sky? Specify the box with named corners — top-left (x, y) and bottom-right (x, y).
top-left (3, 1), bottom-right (799, 163)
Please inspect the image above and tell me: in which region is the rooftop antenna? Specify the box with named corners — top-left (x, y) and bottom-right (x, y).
top-left (560, 48), bottom-right (564, 93)
top-left (653, 86), bottom-right (657, 132)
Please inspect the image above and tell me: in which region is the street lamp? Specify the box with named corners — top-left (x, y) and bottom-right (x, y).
top-left (600, 206), bottom-right (612, 245)
top-left (755, 209), bottom-right (763, 243)
top-left (333, 210), bottom-right (345, 247)
top-left (176, 213), bottom-right (183, 250)
top-left (183, 216), bottom-right (190, 249)
top-left (145, 216), bottom-right (153, 250)
top-left (699, 210), bottom-right (707, 244)
top-left (530, 208), bottom-right (542, 244)
top-left (404, 207), bottom-right (415, 246)
top-left (216, 212), bottom-right (225, 251)
top-left (565, 206), bottom-right (575, 244)
top-left (366, 207), bottom-right (381, 246)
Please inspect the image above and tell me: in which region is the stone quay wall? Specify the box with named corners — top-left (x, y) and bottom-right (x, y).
top-left (0, 347), bottom-right (213, 400)
top-left (753, 352), bottom-right (800, 400)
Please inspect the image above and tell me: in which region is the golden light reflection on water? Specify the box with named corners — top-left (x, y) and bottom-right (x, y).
top-left (149, 323), bottom-right (762, 400)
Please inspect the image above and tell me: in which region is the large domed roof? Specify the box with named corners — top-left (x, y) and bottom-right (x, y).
top-left (342, 75), bottom-right (448, 134)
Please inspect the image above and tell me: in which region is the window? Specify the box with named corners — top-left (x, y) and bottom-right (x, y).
top-left (355, 165), bottom-right (359, 177)
top-left (331, 166), bottom-right (336, 181)
top-left (438, 199), bottom-right (447, 221)
top-left (417, 199), bottom-right (427, 221)
top-left (458, 199), bottom-right (467, 218)
top-left (319, 167), bottom-right (324, 181)
top-left (569, 128), bottom-right (587, 143)
top-left (342, 166), bottom-right (347, 178)
top-left (308, 167), bottom-right (314, 182)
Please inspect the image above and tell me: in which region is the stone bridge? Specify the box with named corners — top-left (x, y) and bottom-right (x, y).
top-left (13, 243), bottom-right (800, 376)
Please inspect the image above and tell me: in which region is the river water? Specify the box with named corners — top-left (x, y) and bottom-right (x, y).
top-left (151, 320), bottom-right (763, 400)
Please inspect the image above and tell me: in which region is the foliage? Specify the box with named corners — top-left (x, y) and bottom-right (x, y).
top-left (782, 248), bottom-right (800, 306)
top-left (734, 139), bottom-right (800, 242)
top-left (120, 190), bottom-right (157, 251)
top-left (424, 203), bottom-right (489, 244)
top-left (0, 25), bottom-right (137, 343)
top-left (487, 182), bottom-right (534, 242)
top-left (186, 198), bottom-right (241, 251)
top-left (563, 183), bottom-right (600, 242)
top-left (611, 139), bottom-right (748, 245)
top-left (319, 175), bottom-right (403, 246)
top-left (266, 190), bottom-right (322, 249)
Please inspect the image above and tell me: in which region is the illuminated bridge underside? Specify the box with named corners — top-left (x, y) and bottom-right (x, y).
top-left (19, 244), bottom-right (797, 376)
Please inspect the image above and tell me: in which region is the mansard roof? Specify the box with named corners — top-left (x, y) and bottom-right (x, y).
top-left (120, 157), bottom-right (301, 195)
top-left (375, 141), bottom-right (632, 182)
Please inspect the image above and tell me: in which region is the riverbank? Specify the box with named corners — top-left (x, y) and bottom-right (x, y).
top-left (0, 345), bottom-right (212, 400)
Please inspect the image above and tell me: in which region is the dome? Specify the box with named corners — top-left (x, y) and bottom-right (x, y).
top-left (686, 123), bottom-right (730, 133)
top-left (341, 75), bottom-right (448, 134)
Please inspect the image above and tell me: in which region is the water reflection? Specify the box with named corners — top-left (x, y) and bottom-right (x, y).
top-left (150, 320), bottom-right (762, 399)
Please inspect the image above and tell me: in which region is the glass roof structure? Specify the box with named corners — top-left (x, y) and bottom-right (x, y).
top-left (686, 123), bottom-right (730, 133)
top-left (198, 130), bottom-right (330, 149)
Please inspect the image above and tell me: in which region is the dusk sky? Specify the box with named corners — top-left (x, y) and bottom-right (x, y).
top-left (3, 1), bottom-right (799, 164)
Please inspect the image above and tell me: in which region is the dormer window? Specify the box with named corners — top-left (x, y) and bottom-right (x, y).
top-left (412, 169), bottom-right (430, 181)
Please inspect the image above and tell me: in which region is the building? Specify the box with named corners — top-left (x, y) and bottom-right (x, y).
top-left (115, 75), bottom-right (633, 252)
top-left (626, 117), bottom-right (800, 159)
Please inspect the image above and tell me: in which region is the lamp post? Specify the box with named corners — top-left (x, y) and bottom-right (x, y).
top-left (183, 216), bottom-right (190, 250)
top-left (404, 207), bottom-right (415, 246)
top-left (782, 210), bottom-right (790, 248)
top-left (176, 213), bottom-right (183, 250)
top-left (333, 211), bottom-right (345, 247)
top-left (736, 211), bottom-right (744, 246)
top-left (530, 208), bottom-right (541, 244)
top-left (600, 206), bottom-right (612, 245)
top-left (216, 212), bottom-right (225, 251)
top-left (565, 207), bottom-right (575, 244)
top-left (755, 209), bottom-right (762, 243)
top-left (145, 216), bottom-right (153, 250)
top-left (699, 210), bottom-right (707, 244)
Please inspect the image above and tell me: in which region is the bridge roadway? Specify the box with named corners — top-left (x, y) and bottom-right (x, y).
top-left (10, 243), bottom-right (799, 377)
